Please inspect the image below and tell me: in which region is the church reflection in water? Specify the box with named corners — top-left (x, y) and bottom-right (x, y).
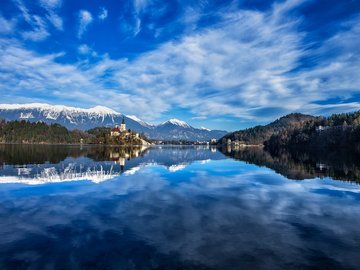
top-left (3, 143), bottom-right (360, 185)
top-left (0, 145), bottom-right (151, 184)
top-left (109, 146), bottom-right (148, 172)
top-left (0, 145), bottom-right (225, 185)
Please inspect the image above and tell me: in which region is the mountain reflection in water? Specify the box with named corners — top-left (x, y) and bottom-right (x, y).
top-left (0, 144), bottom-right (223, 184)
top-left (0, 145), bottom-right (360, 269)
top-left (2, 144), bottom-right (360, 185)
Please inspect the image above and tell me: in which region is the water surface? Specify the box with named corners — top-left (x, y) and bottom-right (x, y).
top-left (0, 144), bottom-right (360, 270)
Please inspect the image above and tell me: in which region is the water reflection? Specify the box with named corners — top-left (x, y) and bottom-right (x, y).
top-left (2, 144), bottom-right (360, 185)
top-left (220, 146), bottom-right (360, 183)
top-left (0, 145), bottom-right (360, 269)
top-left (0, 144), bottom-right (223, 184)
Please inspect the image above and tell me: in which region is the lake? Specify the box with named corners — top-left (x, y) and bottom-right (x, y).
top-left (0, 144), bottom-right (360, 270)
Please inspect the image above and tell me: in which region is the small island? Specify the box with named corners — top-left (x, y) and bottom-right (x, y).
top-left (107, 116), bottom-right (151, 146)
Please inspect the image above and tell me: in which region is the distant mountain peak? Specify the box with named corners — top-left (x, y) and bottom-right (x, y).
top-left (200, 126), bottom-right (211, 131)
top-left (88, 106), bottom-right (120, 115)
top-left (162, 118), bottom-right (191, 128)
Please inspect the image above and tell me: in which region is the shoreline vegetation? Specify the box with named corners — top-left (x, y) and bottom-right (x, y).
top-left (219, 111), bottom-right (360, 153)
top-left (0, 119), bottom-right (151, 146)
top-left (0, 142), bottom-right (149, 147)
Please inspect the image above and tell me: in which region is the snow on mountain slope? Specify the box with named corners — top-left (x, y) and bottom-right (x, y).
top-left (127, 115), bottom-right (153, 127)
top-left (200, 127), bottom-right (211, 131)
top-left (0, 103), bottom-right (137, 130)
top-left (0, 103), bottom-right (120, 115)
top-left (161, 118), bottom-right (191, 128)
top-left (19, 112), bottom-right (35, 119)
top-left (0, 103), bottom-right (228, 140)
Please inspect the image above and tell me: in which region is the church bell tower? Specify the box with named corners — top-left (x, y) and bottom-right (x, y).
top-left (120, 116), bottom-right (126, 132)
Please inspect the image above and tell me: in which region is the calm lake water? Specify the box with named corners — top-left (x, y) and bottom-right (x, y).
top-left (0, 144), bottom-right (360, 270)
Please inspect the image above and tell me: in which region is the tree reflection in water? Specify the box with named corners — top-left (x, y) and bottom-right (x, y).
top-left (220, 145), bottom-right (360, 183)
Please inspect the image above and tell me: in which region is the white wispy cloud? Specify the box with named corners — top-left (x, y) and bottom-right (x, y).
top-left (119, 16), bottom-right (142, 37)
top-left (39, 0), bottom-right (62, 9)
top-left (129, 0), bottom-right (150, 36)
top-left (38, 0), bottom-right (63, 31)
top-left (78, 44), bottom-right (91, 54)
top-left (78, 10), bottom-right (93, 38)
top-left (134, 0), bottom-right (149, 13)
top-left (98, 7), bottom-right (108, 20)
top-left (110, 3), bottom-right (306, 120)
top-left (108, 2), bottom-right (360, 121)
top-left (1, 0), bottom-right (360, 123)
top-left (14, 0), bottom-right (50, 41)
top-left (0, 37), bottom-right (167, 119)
top-left (192, 116), bottom-right (207, 120)
top-left (78, 44), bottom-right (97, 57)
top-left (299, 18), bottom-right (360, 97)
top-left (0, 16), bottom-right (15, 34)
top-left (22, 15), bottom-right (49, 41)
top-left (46, 12), bottom-right (63, 30)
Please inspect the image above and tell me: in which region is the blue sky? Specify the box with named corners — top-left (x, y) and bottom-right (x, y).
top-left (0, 0), bottom-right (359, 131)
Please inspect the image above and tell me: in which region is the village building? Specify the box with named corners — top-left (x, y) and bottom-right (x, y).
top-left (316, 125), bottom-right (327, 132)
top-left (210, 138), bottom-right (217, 145)
top-left (110, 127), bottom-right (121, 137)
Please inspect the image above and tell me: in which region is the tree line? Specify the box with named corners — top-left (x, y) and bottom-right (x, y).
top-left (221, 111), bottom-right (360, 151)
top-left (265, 112), bottom-right (360, 150)
top-left (0, 119), bottom-right (148, 145)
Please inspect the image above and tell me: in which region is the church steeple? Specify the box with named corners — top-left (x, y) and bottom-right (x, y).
top-left (120, 115), bottom-right (126, 132)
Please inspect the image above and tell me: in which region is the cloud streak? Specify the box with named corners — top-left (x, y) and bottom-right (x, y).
top-left (0, 158), bottom-right (360, 269)
top-left (0, 16), bottom-right (15, 34)
top-left (14, 0), bottom-right (50, 41)
top-left (98, 7), bottom-right (108, 20)
top-left (78, 10), bottom-right (93, 38)
top-left (1, 0), bottom-right (359, 127)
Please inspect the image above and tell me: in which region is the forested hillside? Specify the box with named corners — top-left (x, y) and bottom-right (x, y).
top-left (221, 111), bottom-right (360, 150)
top-left (266, 112), bottom-right (360, 150)
top-left (221, 113), bottom-right (318, 145)
top-left (0, 120), bottom-right (92, 144)
top-left (0, 119), bottom-right (150, 145)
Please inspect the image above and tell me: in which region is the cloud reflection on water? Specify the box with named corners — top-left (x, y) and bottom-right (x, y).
top-left (0, 158), bottom-right (360, 269)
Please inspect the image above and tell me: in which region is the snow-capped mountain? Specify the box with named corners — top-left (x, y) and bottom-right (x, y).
top-left (0, 103), bottom-right (152, 133)
top-left (0, 103), bottom-right (227, 141)
top-left (152, 118), bottom-right (226, 141)
top-left (160, 119), bottom-right (191, 128)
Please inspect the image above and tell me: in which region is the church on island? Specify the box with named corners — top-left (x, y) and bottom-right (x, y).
top-left (110, 116), bottom-right (140, 139)
top-left (109, 116), bottom-right (151, 146)
top-left (110, 116), bottom-right (128, 136)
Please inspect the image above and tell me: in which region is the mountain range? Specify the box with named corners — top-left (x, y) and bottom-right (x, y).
top-left (0, 103), bottom-right (227, 141)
